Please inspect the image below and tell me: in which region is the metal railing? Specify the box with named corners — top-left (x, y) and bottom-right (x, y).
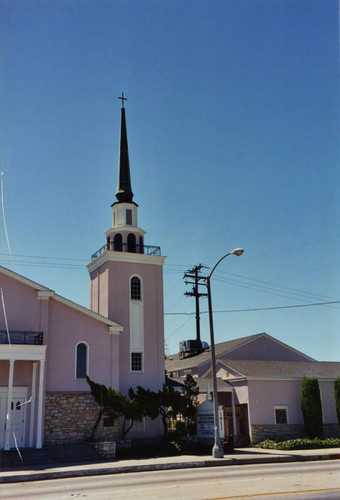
top-left (91, 243), bottom-right (161, 260)
top-left (0, 330), bottom-right (44, 345)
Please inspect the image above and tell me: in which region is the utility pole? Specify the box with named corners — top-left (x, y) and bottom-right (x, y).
top-left (184, 264), bottom-right (207, 349)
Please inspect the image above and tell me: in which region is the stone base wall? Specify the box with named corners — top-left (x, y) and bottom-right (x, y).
top-left (251, 423), bottom-right (340, 444)
top-left (44, 392), bottom-right (120, 446)
top-left (323, 424), bottom-right (340, 438)
top-left (251, 424), bottom-right (306, 444)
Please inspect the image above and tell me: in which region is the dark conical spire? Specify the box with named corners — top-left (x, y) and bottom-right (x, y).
top-left (115, 94), bottom-right (134, 203)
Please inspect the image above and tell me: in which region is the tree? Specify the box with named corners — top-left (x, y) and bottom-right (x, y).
top-left (334, 378), bottom-right (340, 426)
top-left (87, 376), bottom-right (143, 440)
top-left (182, 374), bottom-right (199, 419)
top-left (179, 374), bottom-right (199, 435)
top-left (157, 385), bottom-right (186, 436)
top-left (129, 384), bottom-right (186, 437)
top-left (301, 377), bottom-right (323, 439)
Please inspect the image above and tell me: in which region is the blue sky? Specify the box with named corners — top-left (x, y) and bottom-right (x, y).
top-left (0, 0), bottom-right (339, 360)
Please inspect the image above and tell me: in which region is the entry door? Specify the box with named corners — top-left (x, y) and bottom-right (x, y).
top-left (0, 387), bottom-right (27, 449)
top-left (9, 398), bottom-right (26, 448)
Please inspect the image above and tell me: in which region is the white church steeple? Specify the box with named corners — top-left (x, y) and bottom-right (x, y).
top-left (87, 95), bottom-right (166, 401)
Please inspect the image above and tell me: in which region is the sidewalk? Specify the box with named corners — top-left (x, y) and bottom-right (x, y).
top-left (1, 447), bottom-right (340, 484)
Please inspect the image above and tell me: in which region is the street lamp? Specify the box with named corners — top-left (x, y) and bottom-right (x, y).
top-left (206, 248), bottom-right (244, 458)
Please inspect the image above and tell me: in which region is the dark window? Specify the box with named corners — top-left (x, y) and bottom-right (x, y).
top-left (131, 352), bottom-right (143, 371)
top-left (126, 209), bottom-right (132, 225)
top-left (131, 277), bottom-right (141, 300)
top-left (76, 343), bottom-right (87, 379)
top-left (114, 233), bottom-right (123, 252)
top-left (127, 233), bottom-right (136, 253)
top-left (139, 236), bottom-right (144, 254)
top-left (275, 408), bottom-right (287, 424)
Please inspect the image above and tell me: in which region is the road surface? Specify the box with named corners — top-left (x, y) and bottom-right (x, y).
top-left (2, 460), bottom-right (340, 499)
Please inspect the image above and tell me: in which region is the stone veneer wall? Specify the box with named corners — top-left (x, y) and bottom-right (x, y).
top-left (323, 424), bottom-right (340, 438)
top-left (251, 424), bottom-right (306, 444)
top-left (44, 392), bottom-right (120, 445)
top-left (251, 423), bottom-right (340, 444)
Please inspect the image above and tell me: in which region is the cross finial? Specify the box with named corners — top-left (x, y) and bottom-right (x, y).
top-left (118, 92), bottom-right (127, 108)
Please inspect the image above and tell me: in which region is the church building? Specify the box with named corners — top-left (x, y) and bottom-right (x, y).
top-left (0, 97), bottom-right (166, 450)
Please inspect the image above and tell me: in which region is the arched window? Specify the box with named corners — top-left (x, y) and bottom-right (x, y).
top-left (76, 342), bottom-right (88, 379)
top-left (130, 276), bottom-right (141, 300)
top-left (139, 236), bottom-right (144, 254)
top-left (114, 233), bottom-right (123, 252)
top-left (127, 233), bottom-right (136, 253)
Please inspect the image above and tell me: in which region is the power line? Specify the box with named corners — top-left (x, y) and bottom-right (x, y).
top-left (165, 300), bottom-right (340, 315)
top-left (0, 253), bottom-right (87, 262)
top-left (165, 316), bottom-right (194, 341)
top-left (0, 260), bottom-right (84, 270)
top-left (215, 268), bottom-right (339, 302)
top-left (212, 275), bottom-right (340, 308)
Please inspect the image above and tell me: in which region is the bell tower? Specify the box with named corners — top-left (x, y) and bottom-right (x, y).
top-left (87, 95), bottom-right (166, 402)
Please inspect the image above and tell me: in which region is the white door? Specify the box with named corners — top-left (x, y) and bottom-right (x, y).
top-left (0, 387), bottom-right (27, 449)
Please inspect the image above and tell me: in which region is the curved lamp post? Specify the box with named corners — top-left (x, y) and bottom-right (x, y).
top-left (206, 248), bottom-right (244, 459)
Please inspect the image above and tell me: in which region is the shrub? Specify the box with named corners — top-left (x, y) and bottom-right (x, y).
top-left (301, 377), bottom-right (323, 438)
top-left (254, 437), bottom-right (340, 450)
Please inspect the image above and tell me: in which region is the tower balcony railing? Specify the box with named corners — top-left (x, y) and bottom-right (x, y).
top-left (0, 330), bottom-right (44, 345)
top-left (91, 243), bottom-right (161, 260)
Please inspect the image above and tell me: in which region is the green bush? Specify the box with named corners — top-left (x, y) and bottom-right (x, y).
top-left (301, 377), bottom-right (323, 438)
top-left (254, 437), bottom-right (340, 450)
top-left (334, 378), bottom-right (340, 426)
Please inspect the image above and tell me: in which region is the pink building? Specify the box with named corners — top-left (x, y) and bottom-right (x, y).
top-left (166, 333), bottom-right (340, 445)
top-left (0, 99), bottom-right (165, 450)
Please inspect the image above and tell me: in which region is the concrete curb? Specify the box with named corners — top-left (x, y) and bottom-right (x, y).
top-left (1, 452), bottom-right (339, 484)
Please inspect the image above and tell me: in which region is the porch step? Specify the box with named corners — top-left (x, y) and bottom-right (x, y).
top-left (0, 443), bottom-right (102, 469)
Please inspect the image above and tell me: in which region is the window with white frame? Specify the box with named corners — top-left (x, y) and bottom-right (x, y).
top-left (130, 276), bottom-right (141, 300)
top-left (274, 405), bottom-right (288, 424)
top-left (76, 342), bottom-right (88, 379)
top-left (131, 352), bottom-right (143, 372)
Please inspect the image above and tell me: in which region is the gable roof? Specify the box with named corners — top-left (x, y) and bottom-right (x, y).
top-left (0, 265), bottom-right (53, 292)
top-left (211, 359), bottom-right (340, 380)
top-left (0, 265), bottom-right (123, 333)
top-left (165, 375), bottom-right (233, 392)
top-left (165, 332), bottom-right (314, 373)
top-left (166, 333), bottom-right (261, 372)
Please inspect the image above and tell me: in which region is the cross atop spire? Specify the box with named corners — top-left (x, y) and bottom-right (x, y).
top-left (113, 97), bottom-right (134, 205)
top-left (118, 92), bottom-right (127, 108)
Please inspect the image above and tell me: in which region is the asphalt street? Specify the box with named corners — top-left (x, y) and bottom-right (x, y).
top-left (2, 460), bottom-right (340, 499)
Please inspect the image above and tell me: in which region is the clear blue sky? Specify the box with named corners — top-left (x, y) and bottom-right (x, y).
top-left (1, 0), bottom-right (339, 360)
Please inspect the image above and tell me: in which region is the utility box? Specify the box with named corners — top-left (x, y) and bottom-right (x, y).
top-left (179, 339), bottom-right (209, 359)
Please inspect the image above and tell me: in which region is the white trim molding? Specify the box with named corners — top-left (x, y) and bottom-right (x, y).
top-left (37, 291), bottom-right (55, 300)
top-left (87, 251), bottom-right (166, 273)
top-left (273, 405), bottom-right (289, 424)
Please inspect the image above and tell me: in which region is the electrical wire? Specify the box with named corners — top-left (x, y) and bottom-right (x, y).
top-left (165, 300), bottom-right (340, 315)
